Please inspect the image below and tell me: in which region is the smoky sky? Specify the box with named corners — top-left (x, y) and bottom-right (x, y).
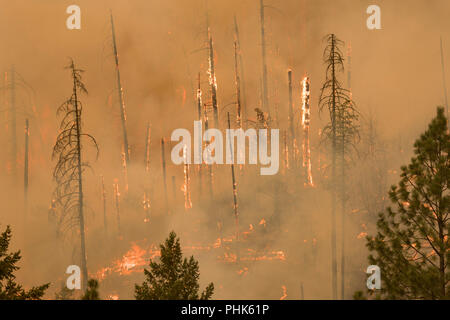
top-left (0, 0), bottom-right (448, 299)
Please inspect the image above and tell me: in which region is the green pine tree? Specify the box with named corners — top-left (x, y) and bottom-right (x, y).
top-left (135, 231), bottom-right (214, 300)
top-left (0, 225), bottom-right (49, 300)
top-left (366, 107), bottom-right (449, 299)
top-left (81, 279), bottom-right (100, 300)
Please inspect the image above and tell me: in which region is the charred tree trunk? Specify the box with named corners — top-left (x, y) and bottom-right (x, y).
top-left (208, 30), bottom-right (219, 128)
top-left (259, 0), bottom-right (269, 114)
top-left (72, 68), bottom-right (88, 291)
top-left (24, 118), bottom-right (29, 220)
top-left (330, 36), bottom-right (338, 300)
top-left (234, 41), bottom-right (242, 128)
top-left (320, 34), bottom-right (359, 300)
top-left (113, 180), bottom-right (121, 235)
top-left (234, 16), bottom-right (247, 126)
top-left (288, 70), bottom-right (295, 168)
top-left (161, 138), bottom-right (169, 213)
top-left (145, 123), bottom-right (151, 172)
top-left (340, 132), bottom-right (346, 299)
top-left (10, 66), bottom-right (17, 180)
top-left (227, 113), bottom-right (239, 239)
top-left (204, 105), bottom-right (214, 200)
top-left (52, 61), bottom-right (98, 291)
top-left (101, 175), bottom-right (107, 234)
top-left (440, 37), bottom-right (449, 120)
top-left (110, 13), bottom-right (130, 167)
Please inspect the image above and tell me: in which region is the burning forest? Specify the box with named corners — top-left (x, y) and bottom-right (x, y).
top-left (0, 0), bottom-right (449, 303)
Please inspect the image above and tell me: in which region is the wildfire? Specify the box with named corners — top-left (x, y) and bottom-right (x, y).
top-left (117, 244), bottom-right (147, 274)
top-left (207, 38), bottom-right (218, 92)
top-left (197, 86), bottom-right (202, 104)
top-left (142, 192), bottom-right (151, 222)
top-left (241, 224), bottom-right (254, 238)
top-left (259, 218), bottom-right (266, 228)
top-left (283, 131), bottom-right (289, 171)
top-left (95, 235), bottom-right (286, 283)
top-left (301, 76), bottom-right (314, 187)
top-left (218, 248), bottom-right (286, 263)
top-left (95, 243), bottom-right (160, 280)
top-left (121, 151), bottom-right (128, 192)
top-left (280, 285), bottom-right (287, 300)
top-left (237, 267), bottom-right (249, 276)
top-left (357, 232), bottom-right (368, 239)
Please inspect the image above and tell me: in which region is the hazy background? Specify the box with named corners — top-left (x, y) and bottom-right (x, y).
top-left (0, 0), bottom-right (448, 299)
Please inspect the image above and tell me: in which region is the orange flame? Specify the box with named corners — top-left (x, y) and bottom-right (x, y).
top-left (280, 285), bottom-right (287, 300)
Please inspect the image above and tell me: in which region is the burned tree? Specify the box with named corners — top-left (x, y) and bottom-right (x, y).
top-left (143, 122), bottom-right (152, 221)
top-left (208, 29), bottom-right (219, 128)
top-left (234, 16), bottom-right (247, 126)
top-left (287, 70), bottom-right (296, 168)
top-left (161, 138), bottom-right (169, 213)
top-left (319, 34), bottom-right (359, 299)
top-left (227, 113), bottom-right (240, 260)
top-left (259, 0), bottom-right (269, 114)
top-left (52, 61), bottom-right (98, 291)
top-left (24, 119), bottom-right (29, 219)
top-left (9, 66), bottom-right (17, 179)
top-left (301, 76), bottom-right (314, 186)
top-left (234, 41), bottom-right (243, 128)
top-left (1, 66), bottom-right (38, 182)
top-left (110, 12), bottom-right (130, 167)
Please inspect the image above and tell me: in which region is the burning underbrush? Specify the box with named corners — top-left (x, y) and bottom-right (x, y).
top-left (89, 216), bottom-right (290, 299)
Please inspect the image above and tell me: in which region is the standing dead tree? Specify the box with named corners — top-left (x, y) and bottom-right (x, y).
top-left (234, 16), bottom-right (247, 126)
top-left (161, 138), bottom-right (169, 213)
top-left (9, 66), bottom-right (17, 179)
top-left (301, 77), bottom-right (314, 187)
top-left (440, 37), bottom-right (449, 120)
top-left (196, 74), bottom-right (203, 199)
top-left (113, 179), bottom-right (121, 235)
top-left (52, 60), bottom-right (98, 291)
top-left (208, 29), bottom-right (219, 128)
top-left (110, 12), bottom-right (130, 167)
top-left (203, 104), bottom-right (214, 200)
top-left (227, 113), bottom-right (239, 260)
top-left (287, 70), bottom-right (296, 168)
top-left (259, 0), bottom-right (269, 114)
top-left (319, 34), bottom-right (359, 300)
top-left (24, 119), bottom-right (29, 219)
top-left (143, 123), bottom-right (151, 222)
top-left (1, 66), bottom-right (38, 181)
top-left (234, 41), bottom-right (242, 128)
top-left (101, 175), bottom-right (107, 234)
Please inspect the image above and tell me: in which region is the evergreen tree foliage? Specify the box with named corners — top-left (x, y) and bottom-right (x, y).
top-left (0, 225), bottom-right (49, 300)
top-left (366, 107), bottom-right (449, 299)
top-left (81, 279), bottom-right (100, 300)
top-left (135, 231), bottom-right (214, 300)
